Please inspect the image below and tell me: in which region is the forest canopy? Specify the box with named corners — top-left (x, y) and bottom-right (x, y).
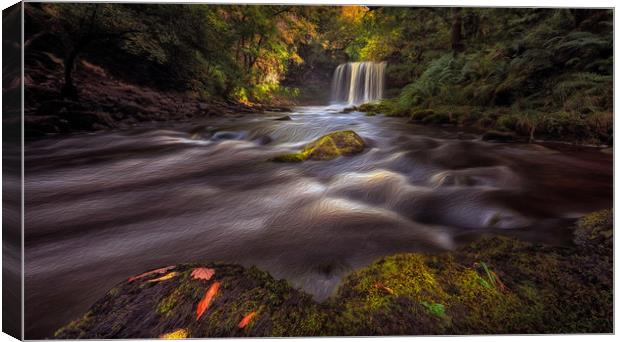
top-left (24, 3), bottom-right (612, 143)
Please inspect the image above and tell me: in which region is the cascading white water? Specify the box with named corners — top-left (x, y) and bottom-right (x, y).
top-left (332, 61), bottom-right (387, 105)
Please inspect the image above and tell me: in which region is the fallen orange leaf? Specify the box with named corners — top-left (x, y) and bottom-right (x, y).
top-left (191, 267), bottom-right (215, 281)
top-left (196, 282), bottom-right (220, 321)
top-left (373, 282), bottom-right (394, 295)
top-left (128, 266), bottom-right (175, 283)
top-left (147, 272), bottom-right (178, 283)
top-left (238, 311), bottom-right (257, 329)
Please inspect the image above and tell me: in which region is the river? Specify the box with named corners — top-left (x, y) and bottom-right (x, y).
top-left (24, 105), bottom-right (612, 338)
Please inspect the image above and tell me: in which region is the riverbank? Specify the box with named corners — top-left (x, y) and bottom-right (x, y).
top-left (54, 209), bottom-right (612, 338)
top-left (18, 52), bottom-right (290, 140)
top-left (348, 101), bottom-right (613, 146)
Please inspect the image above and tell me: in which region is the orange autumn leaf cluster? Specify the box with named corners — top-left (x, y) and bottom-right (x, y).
top-left (196, 282), bottom-right (221, 321)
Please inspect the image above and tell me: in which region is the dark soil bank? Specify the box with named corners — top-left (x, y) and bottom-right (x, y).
top-left (55, 210), bottom-right (612, 338)
top-left (21, 53), bottom-right (288, 139)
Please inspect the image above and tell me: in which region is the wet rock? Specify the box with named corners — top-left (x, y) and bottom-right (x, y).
top-left (481, 130), bottom-right (517, 142)
top-left (254, 135), bottom-right (272, 145)
top-left (274, 115), bottom-right (292, 121)
top-left (263, 106), bottom-right (291, 112)
top-left (409, 109), bottom-right (435, 122)
top-left (272, 130), bottom-right (365, 162)
top-left (573, 209), bottom-right (612, 252)
top-left (212, 131), bottom-right (245, 141)
top-left (421, 113), bottom-right (451, 125)
top-left (332, 226), bottom-right (612, 335)
top-left (54, 263), bottom-right (325, 338)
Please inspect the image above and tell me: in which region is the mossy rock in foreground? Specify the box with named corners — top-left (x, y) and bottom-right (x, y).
top-left (328, 209), bottom-right (612, 335)
top-left (54, 264), bottom-right (327, 338)
top-left (272, 130), bottom-right (365, 162)
top-left (55, 210), bottom-right (612, 338)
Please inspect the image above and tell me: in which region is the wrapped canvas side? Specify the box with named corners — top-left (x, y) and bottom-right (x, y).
top-left (2, 1), bottom-right (23, 340)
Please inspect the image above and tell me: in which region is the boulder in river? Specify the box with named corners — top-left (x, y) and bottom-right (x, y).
top-left (274, 115), bottom-right (292, 121)
top-left (272, 130), bottom-right (365, 162)
top-left (340, 106), bottom-right (356, 113)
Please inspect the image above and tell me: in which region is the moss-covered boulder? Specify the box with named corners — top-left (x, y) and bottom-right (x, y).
top-left (272, 130), bottom-right (365, 162)
top-left (328, 211), bottom-right (613, 335)
top-left (54, 263), bottom-right (327, 339)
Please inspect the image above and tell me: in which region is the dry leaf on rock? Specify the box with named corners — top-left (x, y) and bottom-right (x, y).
top-left (128, 265), bottom-right (175, 283)
top-left (373, 282), bottom-right (394, 295)
top-left (238, 311), bottom-right (257, 329)
top-left (191, 267), bottom-right (215, 281)
top-left (196, 282), bottom-right (221, 320)
top-left (147, 272), bottom-right (178, 283)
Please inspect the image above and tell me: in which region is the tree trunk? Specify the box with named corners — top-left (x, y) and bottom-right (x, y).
top-left (450, 7), bottom-right (464, 55)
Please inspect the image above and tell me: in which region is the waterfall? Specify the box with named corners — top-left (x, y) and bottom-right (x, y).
top-left (331, 61), bottom-right (387, 105)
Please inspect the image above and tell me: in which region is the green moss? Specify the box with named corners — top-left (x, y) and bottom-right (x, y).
top-left (156, 274), bottom-right (195, 316)
top-left (54, 311), bottom-right (94, 339)
top-left (271, 152), bottom-right (304, 163)
top-left (356, 102), bottom-right (387, 115)
top-left (272, 130), bottom-right (365, 162)
top-left (421, 302), bottom-right (446, 318)
top-left (574, 209), bottom-right (612, 251)
top-left (107, 286), bottom-right (120, 297)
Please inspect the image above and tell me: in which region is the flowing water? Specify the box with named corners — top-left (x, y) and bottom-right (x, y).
top-left (332, 62), bottom-right (386, 105)
top-left (24, 105), bottom-right (612, 338)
